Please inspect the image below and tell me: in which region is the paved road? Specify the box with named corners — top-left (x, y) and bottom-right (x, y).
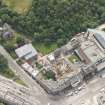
top-left (0, 75), bottom-right (39, 105)
top-left (65, 77), bottom-right (105, 105)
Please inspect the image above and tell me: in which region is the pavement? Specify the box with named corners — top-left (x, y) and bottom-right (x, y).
top-left (64, 77), bottom-right (105, 105)
top-left (0, 75), bottom-right (39, 105)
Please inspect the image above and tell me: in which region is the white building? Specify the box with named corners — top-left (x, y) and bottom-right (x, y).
top-left (47, 54), bottom-right (55, 61)
top-left (22, 62), bottom-right (39, 78)
top-left (15, 44), bottom-right (38, 60)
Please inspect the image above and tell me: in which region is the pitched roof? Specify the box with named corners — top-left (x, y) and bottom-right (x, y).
top-left (15, 44), bottom-right (37, 60)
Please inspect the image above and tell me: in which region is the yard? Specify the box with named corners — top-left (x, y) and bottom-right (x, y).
top-left (2, 0), bottom-right (33, 14)
top-left (33, 42), bottom-right (58, 55)
top-left (68, 54), bottom-right (79, 63)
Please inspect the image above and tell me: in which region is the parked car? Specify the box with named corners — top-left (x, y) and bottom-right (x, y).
top-left (66, 92), bottom-right (73, 97)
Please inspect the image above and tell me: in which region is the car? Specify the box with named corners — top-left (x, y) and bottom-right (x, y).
top-left (78, 86), bottom-right (83, 91)
top-left (74, 90), bottom-right (79, 94)
top-left (100, 88), bottom-right (105, 93)
top-left (66, 92), bottom-right (73, 97)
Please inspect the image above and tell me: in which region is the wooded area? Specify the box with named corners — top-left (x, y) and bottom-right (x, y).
top-left (1, 0), bottom-right (105, 46)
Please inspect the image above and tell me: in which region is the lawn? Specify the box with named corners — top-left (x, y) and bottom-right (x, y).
top-left (68, 55), bottom-right (79, 63)
top-left (14, 77), bottom-right (27, 86)
top-left (33, 42), bottom-right (58, 55)
top-left (2, 0), bottom-right (33, 14)
top-left (0, 68), bottom-right (15, 79)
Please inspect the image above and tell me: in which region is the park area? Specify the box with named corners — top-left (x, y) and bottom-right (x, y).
top-left (2, 0), bottom-right (32, 14)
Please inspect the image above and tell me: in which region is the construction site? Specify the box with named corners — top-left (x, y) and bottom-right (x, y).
top-left (33, 28), bottom-right (105, 95)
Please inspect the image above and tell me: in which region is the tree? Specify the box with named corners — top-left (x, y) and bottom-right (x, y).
top-left (0, 54), bottom-right (8, 70)
top-left (16, 36), bottom-right (25, 46)
top-left (1, 0), bottom-right (105, 47)
top-left (0, 103), bottom-right (5, 105)
top-left (45, 70), bottom-right (56, 80)
top-left (3, 43), bottom-right (15, 53)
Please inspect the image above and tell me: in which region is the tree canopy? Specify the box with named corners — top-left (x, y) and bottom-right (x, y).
top-left (1, 0), bottom-right (105, 45)
top-left (0, 54), bottom-right (8, 70)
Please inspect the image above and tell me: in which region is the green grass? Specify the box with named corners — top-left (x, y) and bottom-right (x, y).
top-left (68, 55), bottom-right (79, 63)
top-left (14, 78), bottom-right (27, 86)
top-left (2, 0), bottom-right (32, 14)
top-left (0, 32), bottom-right (24, 59)
top-left (41, 70), bottom-right (56, 80)
top-left (9, 51), bottom-right (17, 59)
top-left (0, 68), bottom-right (15, 79)
top-left (0, 68), bottom-right (26, 86)
top-left (33, 42), bottom-right (58, 55)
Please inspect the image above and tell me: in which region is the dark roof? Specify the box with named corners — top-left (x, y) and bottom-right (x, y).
top-left (87, 29), bottom-right (105, 49)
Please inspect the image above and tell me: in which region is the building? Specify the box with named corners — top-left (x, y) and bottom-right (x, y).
top-left (74, 29), bottom-right (105, 64)
top-left (15, 44), bottom-right (38, 60)
top-left (80, 41), bottom-right (105, 63)
top-left (22, 62), bottom-right (39, 78)
top-left (95, 59), bottom-right (105, 72)
top-left (38, 70), bottom-right (83, 94)
top-left (31, 28), bottom-right (105, 95)
top-left (87, 29), bottom-right (105, 50)
top-left (47, 54), bottom-right (55, 62)
top-left (36, 58), bottom-right (83, 94)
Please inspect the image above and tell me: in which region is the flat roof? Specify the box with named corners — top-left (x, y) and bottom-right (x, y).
top-left (15, 44), bottom-right (37, 59)
top-left (47, 54), bottom-right (55, 61)
top-left (96, 61), bottom-right (105, 71)
top-left (81, 41), bottom-right (105, 63)
top-left (22, 62), bottom-right (39, 76)
top-left (22, 62), bottom-right (34, 74)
